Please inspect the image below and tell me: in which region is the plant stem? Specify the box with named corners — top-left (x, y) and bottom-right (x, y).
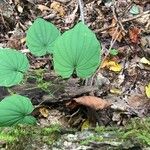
top-left (78, 0), bottom-right (85, 23)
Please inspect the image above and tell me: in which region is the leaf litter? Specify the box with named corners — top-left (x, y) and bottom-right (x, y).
top-left (0, 0), bottom-right (150, 149)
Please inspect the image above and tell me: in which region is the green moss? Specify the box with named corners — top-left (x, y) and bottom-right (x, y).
top-left (80, 135), bottom-right (103, 145)
top-left (0, 124), bottom-right (61, 149)
top-left (95, 117), bottom-right (150, 146)
top-left (33, 69), bottom-right (51, 93)
top-left (79, 118), bottom-right (150, 147)
top-left (1, 117), bottom-right (149, 149)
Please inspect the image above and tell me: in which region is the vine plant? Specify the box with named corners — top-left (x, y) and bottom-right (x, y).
top-left (0, 18), bottom-right (101, 127)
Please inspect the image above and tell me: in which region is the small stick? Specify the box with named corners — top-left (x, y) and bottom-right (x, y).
top-left (0, 10), bottom-right (7, 28)
top-left (95, 10), bottom-right (150, 33)
top-left (89, 26), bottom-right (120, 86)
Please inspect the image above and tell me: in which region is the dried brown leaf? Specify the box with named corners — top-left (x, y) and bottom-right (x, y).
top-left (127, 94), bottom-right (150, 117)
top-left (129, 27), bottom-right (141, 43)
top-left (74, 96), bottom-right (111, 110)
top-left (108, 19), bottom-right (125, 42)
top-left (127, 94), bottom-right (149, 109)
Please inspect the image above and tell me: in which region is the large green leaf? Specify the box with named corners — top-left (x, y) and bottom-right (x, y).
top-left (0, 95), bottom-right (36, 127)
top-left (52, 22), bottom-right (101, 78)
top-left (0, 48), bottom-right (29, 87)
top-left (26, 18), bottom-right (60, 56)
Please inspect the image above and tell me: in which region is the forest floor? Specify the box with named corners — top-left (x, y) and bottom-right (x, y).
top-left (0, 0), bottom-right (150, 149)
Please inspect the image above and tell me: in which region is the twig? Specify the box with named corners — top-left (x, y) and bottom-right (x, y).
top-left (89, 2), bottom-right (123, 86)
top-left (0, 10), bottom-right (7, 28)
top-left (121, 1), bottom-right (133, 17)
top-left (89, 26), bottom-right (120, 86)
top-left (112, 4), bottom-right (125, 32)
top-left (78, 0), bottom-right (84, 23)
top-left (95, 10), bottom-right (150, 33)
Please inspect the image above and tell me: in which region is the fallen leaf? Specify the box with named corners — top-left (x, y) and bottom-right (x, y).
top-left (145, 83), bottom-right (150, 98)
top-left (31, 106), bottom-right (49, 118)
top-left (17, 5), bottom-right (23, 13)
top-left (129, 27), bottom-right (141, 43)
top-left (39, 107), bottom-right (49, 118)
top-left (37, 4), bottom-right (50, 11)
top-left (140, 57), bottom-right (150, 65)
top-left (74, 96), bottom-right (111, 110)
top-left (110, 88), bottom-right (122, 95)
top-left (127, 94), bottom-right (150, 117)
top-left (108, 19), bottom-right (125, 42)
top-left (81, 119), bottom-right (91, 130)
top-left (127, 95), bottom-right (147, 108)
top-left (129, 4), bottom-right (140, 15)
top-left (50, 1), bottom-right (65, 16)
top-left (101, 59), bottom-right (122, 72)
top-left (109, 61), bottom-right (122, 72)
top-left (128, 94), bottom-right (145, 108)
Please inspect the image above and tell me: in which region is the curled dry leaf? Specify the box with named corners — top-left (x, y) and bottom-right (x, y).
top-left (74, 96), bottom-right (111, 110)
top-left (39, 107), bottom-right (49, 118)
top-left (32, 106), bottom-right (49, 118)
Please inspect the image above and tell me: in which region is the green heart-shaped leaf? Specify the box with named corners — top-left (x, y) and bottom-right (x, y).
top-left (53, 22), bottom-right (101, 78)
top-left (0, 48), bottom-right (29, 87)
top-left (26, 18), bottom-right (60, 56)
top-left (0, 95), bottom-right (36, 127)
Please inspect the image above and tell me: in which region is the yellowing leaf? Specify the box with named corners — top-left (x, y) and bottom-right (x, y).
top-left (140, 57), bottom-right (150, 65)
top-left (110, 88), bottom-right (122, 95)
top-left (101, 59), bottom-right (109, 68)
top-left (145, 83), bottom-right (150, 98)
top-left (50, 1), bottom-right (65, 16)
top-left (39, 107), bottom-right (49, 118)
top-left (81, 120), bottom-right (91, 130)
top-left (109, 61), bottom-right (122, 72)
top-left (101, 60), bottom-right (122, 72)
